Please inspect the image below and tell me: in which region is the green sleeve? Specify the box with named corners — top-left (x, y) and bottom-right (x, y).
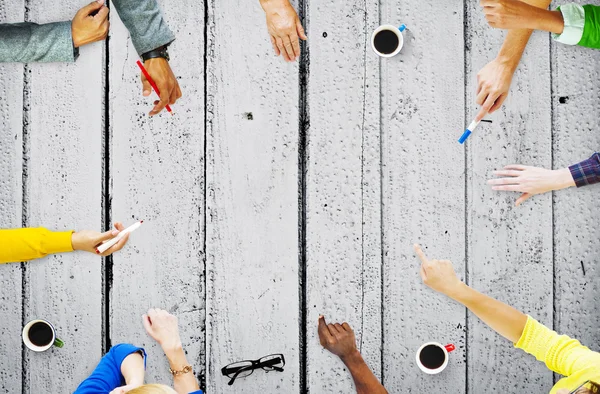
top-left (579, 5), bottom-right (600, 49)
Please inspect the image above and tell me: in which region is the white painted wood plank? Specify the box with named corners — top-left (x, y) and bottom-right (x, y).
top-left (205, 0), bottom-right (300, 392)
top-left (466, 9), bottom-right (553, 392)
top-left (304, 0), bottom-right (382, 392)
top-left (380, 1), bottom-right (466, 391)
top-left (22, 1), bottom-right (104, 392)
top-left (0, 2), bottom-right (24, 392)
top-left (552, 0), bottom-right (600, 354)
top-left (108, 0), bottom-right (206, 385)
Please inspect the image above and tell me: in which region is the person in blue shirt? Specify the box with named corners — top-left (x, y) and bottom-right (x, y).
top-left (75, 308), bottom-right (203, 394)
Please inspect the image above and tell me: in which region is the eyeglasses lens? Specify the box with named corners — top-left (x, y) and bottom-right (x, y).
top-left (224, 361), bottom-right (254, 378)
top-left (259, 354), bottom-right (284, 371)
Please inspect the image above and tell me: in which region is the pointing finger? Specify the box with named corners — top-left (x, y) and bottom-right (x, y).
top-left (414, 244), bottom-right (428, 264)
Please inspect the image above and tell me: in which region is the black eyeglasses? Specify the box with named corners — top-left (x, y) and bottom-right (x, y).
top-left (221, 354), bottom-right (285, 386)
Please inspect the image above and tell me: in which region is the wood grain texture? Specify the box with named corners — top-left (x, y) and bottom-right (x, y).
top-left (108, 0), bottom-right (206, 386)
top-left (380, 1), bottom-right (466, 392)
top-left (552, 0), bottom-right (600, 356)
top-left (204, 0), bottom-right (300, 392)
top-left (21, 1), bottom-right (104, 392)
top-left (304, 0), bottom-right (382, 392)
top-left (0, 2), bottom-right (24, 392)
top-left (465, 7), bottom-right (553, 392)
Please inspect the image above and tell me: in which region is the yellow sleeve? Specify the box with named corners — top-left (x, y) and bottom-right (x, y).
top-left (0, 228), bottom-right (74, 264)
top-left (515, 315), bottom-right (600, 377)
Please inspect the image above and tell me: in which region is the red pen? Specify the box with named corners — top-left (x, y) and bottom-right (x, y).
top-left (136, 60), bottom-right (173, 115)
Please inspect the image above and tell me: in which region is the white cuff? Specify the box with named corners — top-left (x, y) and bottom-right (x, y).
top-left (552, 3), bottom-right (585, 45)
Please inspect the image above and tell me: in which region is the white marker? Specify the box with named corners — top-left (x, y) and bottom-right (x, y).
top-left (96, 220), bottom-right (143, 254)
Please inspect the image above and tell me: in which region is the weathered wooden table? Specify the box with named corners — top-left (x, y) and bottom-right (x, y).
top-left (1, 0), bottom-right (599, 393)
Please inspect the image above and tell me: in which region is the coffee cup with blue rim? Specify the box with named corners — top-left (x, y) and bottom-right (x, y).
top-left (371, 24), bottom-right (406, 57)
top-left (22, 319), bottom-right (64, 352)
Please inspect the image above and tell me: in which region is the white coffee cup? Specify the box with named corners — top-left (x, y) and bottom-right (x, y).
top-left (22, 319), bottom-right (64, 352)
top-left (371, 24), bottom-right (406, 57)
top-left (416, 342), bottom-right (455, 374)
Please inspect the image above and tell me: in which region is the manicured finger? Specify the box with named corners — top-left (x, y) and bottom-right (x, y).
top-left (283, 36), bottom-right (296, 61)
top-left (515, 193), bottom-right (531, 207)
top-left (341, 322), bottom-right (352, 332)
top-left (489, 92), bottom-right (507, 113)
top-left (413, 244), bottom-right (428, 264)
top-left (296, 19), bottom-right (307, 40)
top-left (275, 37), bottom-right (289, 62)
top-left (504, 164), bottom-right (527, 171)
top-left (487, 178), bottom-right (520, 185)
top-left (492, 185), bottom-right (523, 191)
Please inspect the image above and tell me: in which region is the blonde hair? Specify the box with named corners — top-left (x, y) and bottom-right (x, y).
top-left (127, 384), bottom-right (175, 394)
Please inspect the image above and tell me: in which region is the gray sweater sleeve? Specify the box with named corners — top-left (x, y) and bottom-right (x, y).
top-left (112, 0), bottom-right (175, 55)
top-left (0, 21), bottom-right (78, 63)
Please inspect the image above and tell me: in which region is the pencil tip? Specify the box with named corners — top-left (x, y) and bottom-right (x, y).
top-left (140, 220), bottom-right (144, 223)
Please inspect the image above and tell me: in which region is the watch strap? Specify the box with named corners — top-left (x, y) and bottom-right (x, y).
top-left (141, 45), bottom-right (170, 62)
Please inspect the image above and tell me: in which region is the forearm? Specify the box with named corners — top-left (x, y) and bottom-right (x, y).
top-left (164, 346), bottom-right (200, 394)
top-left (121, 352), bottom-right (145, 386)
top-left (0, 228), bottom-right (73, 264)
top-left (447, 283), bottom-right (527, 344)
top-left (111, 0), bottom-right (175, 55)
top-left (341, 351), bottom-right (387, 394)
top-left (0, 22), bottom-right (77, 63)
top-left (495, 0), bottom-right (552, 68)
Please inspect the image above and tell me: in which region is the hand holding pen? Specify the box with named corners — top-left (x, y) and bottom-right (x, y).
top-left (71, 222), bottom-right (130, 257)
top-left (138, 59), bottom-right (181, 116)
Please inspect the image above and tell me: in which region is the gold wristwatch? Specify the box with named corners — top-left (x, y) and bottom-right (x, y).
top-left (169, 365), bottom-right (193, 376)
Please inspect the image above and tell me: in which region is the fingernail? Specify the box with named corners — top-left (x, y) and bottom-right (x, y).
top-left (111, 230), bottom-right (119, 236)
top-left (143, 90), bottom-right (150, 96)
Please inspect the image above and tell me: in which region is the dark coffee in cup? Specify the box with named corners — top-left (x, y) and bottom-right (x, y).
top-left (28, 321), bottom-right (54, 347)
top-left (419, 344), bottom-right (445, 369)
top-left (22, 319), bottom-right (64, 352)
top-left (373, 30), bottom-right (399, 55)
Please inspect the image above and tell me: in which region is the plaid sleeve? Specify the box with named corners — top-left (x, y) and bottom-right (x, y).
top-left (569, 152), bottom-right (600, 187)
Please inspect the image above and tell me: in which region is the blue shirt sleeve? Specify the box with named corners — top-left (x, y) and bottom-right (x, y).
top-left (74, 344), bottom-right (146, 393)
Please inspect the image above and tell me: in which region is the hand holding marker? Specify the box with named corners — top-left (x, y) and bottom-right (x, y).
top-left (136, 60), bottom-right (173, 115)
top-left (96, 220), bottom-right (143, 254)
top-left (458, 116), bottom-right (492, 144)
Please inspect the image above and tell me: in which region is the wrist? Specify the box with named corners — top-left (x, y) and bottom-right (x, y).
top-left (445, 282), bottom-right (469, 301)
top-left (534, 9), bottom-right (564, 34)
top-left (340, 349), bottom-right (363, 366)
top-left (494, 54), bottom-right (519, 74)
top-left (71, 232), bottom-right (81, 251)
top-left (163, 343), bottom-right (187, 366)
top-left (553, 168), bottom-right (575, 190)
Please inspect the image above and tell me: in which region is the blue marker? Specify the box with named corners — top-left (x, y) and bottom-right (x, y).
top-left (458, 119), bottom-right (480, 144)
